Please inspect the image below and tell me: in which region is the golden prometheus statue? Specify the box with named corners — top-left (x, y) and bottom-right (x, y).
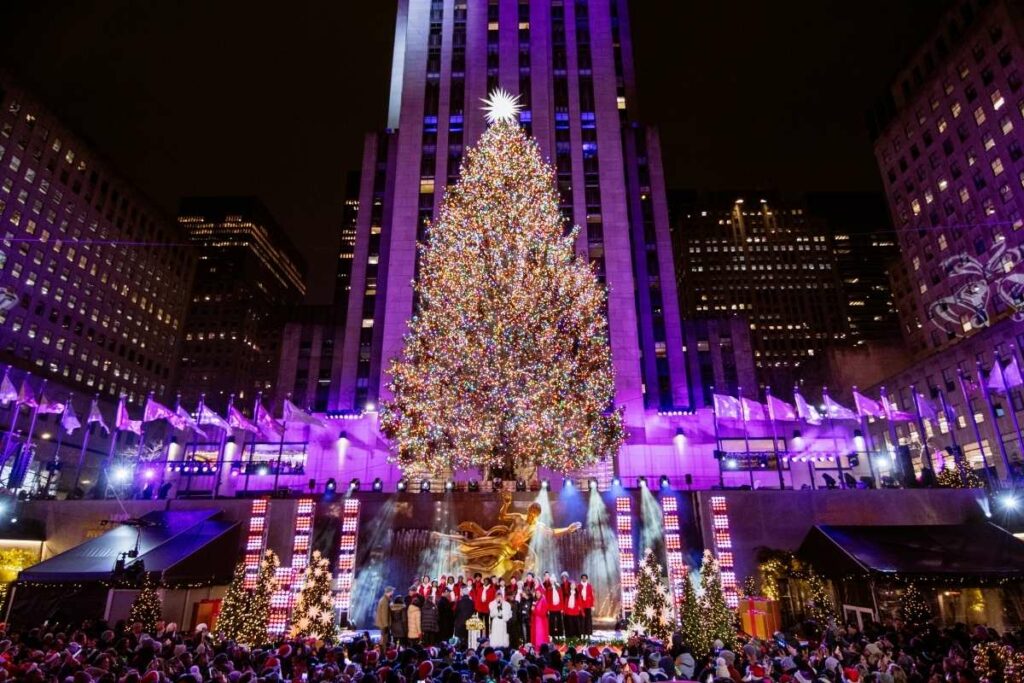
top-left (444, 491), bottom-right (582, 579)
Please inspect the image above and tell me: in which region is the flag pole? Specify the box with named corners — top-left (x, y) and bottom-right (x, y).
top-left (910, 383), bottom-right (932, 481)
top-left (1, 370), bottom-right (27, 470)
top-left (137, 392), bottom-right (154, 462)
top-left (978, 361), bottom-right (1012, 480)
top-left (822, 386), bottom-right (845, 485)
top-left (72, 394), bottom-right (99, 493)
top-left (936, 389), bottom-right (966, 486)
top-left (999, 348), bottom-right (1024, 459)
top-left (957, 367), bottom-right (997, 489)
top-left (878, 386), bottom-right (901, 486)
top-left (246, 391), bottom-right (262, 493)
top-left (710, 385), bottom-right (723, 488)
top-left (11, 379), bottom-right (45, 490)
top-left (186, 393), bottom-right (205, 495)
top-left (764, 386), bottom-right (785, 489)
top-left (45, 393), bottom-right (71, 496)
top-left (795, 383), bottom-right (816, 490)
top-left (214, 393), bottom-right (234, 499)
top-left (274, 395), bottom-right (290, 493)
top-left (854, 386), bottom-right (878, 486)
top-left (738, 385), bottom-right (754, 489)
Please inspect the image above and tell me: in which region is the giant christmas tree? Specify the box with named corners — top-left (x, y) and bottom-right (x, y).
top-left (380, 90), bottom-right (625, 474)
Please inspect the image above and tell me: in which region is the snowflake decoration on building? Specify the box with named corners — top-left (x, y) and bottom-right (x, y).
top-left (481, 88), bottom-right (522, 124)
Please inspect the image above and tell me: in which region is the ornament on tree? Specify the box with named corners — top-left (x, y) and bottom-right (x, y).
top-left (632, 548), bottom-right (674, 642)
top-left (380, 90), bottom-right (625, 475)
top-left (291, 550), bottom-right (335, 639)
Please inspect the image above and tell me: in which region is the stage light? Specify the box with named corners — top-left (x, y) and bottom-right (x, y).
top-left (492, 479), bottom-right (503, 491)
top-left (336, 431), bottom-right (350, 456)
top-left (725, 458), bottom-right (738, 470)
top-left (515, 479), bottom-right (527, 491)
top-left (446, 480), bottom-right (455, 491)
top-left (792, 430), bottom-right (804, 450)
top-left (638, 476), bottom-right (647, 488)
top-left (258, 466), bottom-right (269, 476)
top-left (1000, 493), bottom-right (1019, 511)
top-left (659, 475), bottom-right (670, 489)
top-left (611, 477), bottom-right (621, 487)
top-left (589, 478), bottom-right (598, 491)
top-left (344, 478), bottom-right (356, 491)
top-left (364, 402), bottom-right (376, 412)
top-left (853, 429), bottom-right (866, 452)
top-left (40, 432), bottom-right (52, 440)
top-left (420, 479), bottom-right (431, 492)
top-left (396, 479), bottom-right (407, 491)
top-left (143, 469), bottom-right (155, 480)
top-left (674, 428), bottom-right (686, 450)
top-left (372, 478), bottom-right (383, 491)
top-left (112, 466), bottom-right (130, 483)
top-left (563, 478), bottom-right (573, 490)
top-left (468, 479), bottom-right (480, 492)
top-left (541, 479), bottom-right (550, 490)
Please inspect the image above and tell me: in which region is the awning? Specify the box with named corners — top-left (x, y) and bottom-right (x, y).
top-left (798, 523), bottom-right (1024, 582)
top-left (18, 509), bottom-right (240, 586)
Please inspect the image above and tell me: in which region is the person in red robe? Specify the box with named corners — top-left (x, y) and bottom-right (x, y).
top-left (562, 577), bottom-right (581, 638)
top-left (531, 588), bottom-right (549, 648)
top-left (544, 574), bottom-right (563, 640)
top-left (579, 573), bottom-right (595, 636)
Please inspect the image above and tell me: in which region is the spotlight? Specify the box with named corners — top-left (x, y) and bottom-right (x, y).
top-left (516, 479), bottom-right (527, 491)
top-left (343, 478), bottom-right (354, 491)
top-left (1000, 493), bottom-right (1020, 511)
top-left (563, 478), bottom-right (573, 490)
top-left (541, 479), bottom-right (550, 490)
top-left (364, 402), bottom-right (376, 412)
top-left (397, 479), bottom-right (407, 492)
top-left (674, 427), bottom-right (686, 450)
top-left (492, 478), bottom-right (503, 491)
top-left (659, 475), bottom-right (670, 489)
top-left (792, 429), bottom-right (804, 450)
top-left (638, 476), bottom-right (647, 488)
top-left (468, 479), bottom-right (480, 492)
top-left (143, 469), bottom-right (155, 480)
top-left (611, 477), bottom-right (621, 487)
top-left (372, 478), bottom-right (383, 491)
top-left (589, 478), bottom-right (598, 491)
top-left (112, 466), bottom-right (130, 483)
top-left (725, 458), bottom-right (738, 470)
top-left (446, 480), bottom-right (455, 491)
top-left (258, 466), bottom-right (269, 476)
top-left (420, 479), bottom-right (431, 492)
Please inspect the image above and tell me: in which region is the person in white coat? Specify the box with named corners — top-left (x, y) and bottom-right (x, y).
top-left (488, 589), bottom-right (513, 648)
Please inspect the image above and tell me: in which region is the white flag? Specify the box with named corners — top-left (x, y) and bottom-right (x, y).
top-left (282, 399), bottom-right (328, 429)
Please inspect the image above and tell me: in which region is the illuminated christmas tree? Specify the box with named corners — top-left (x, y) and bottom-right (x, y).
top-left (897, 582), bottom-right (932, 629)
top-left (936, 461), bottom-right (983, 488)
top-left (803, 568), bottom-right (837, 624)
top-left (216, 551), bottom-right (280, 646)
top-left (631, 548), bottom-right (674, 641)
top-left (679, 567), bottom-right (704, 653)
top-left (129, 573), bottom-right (162, 633)
top-left (290, 550), bottom-right (335, 638)
top-left (380, 90), bottom-right (625, 475)
top-left (697, 550), bottom-right (735, 651)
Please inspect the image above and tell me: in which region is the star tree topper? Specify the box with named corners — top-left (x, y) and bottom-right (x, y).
top-left (481, 88), bottom-right (523, 124)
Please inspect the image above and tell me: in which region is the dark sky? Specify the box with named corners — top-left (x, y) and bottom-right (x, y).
top-left (0, 1), bottom-right (941, 303)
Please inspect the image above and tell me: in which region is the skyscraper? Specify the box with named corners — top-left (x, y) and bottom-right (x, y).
top-left (866, 0), bottom-right (1024, 477)
top-left (177, 197), bottom-right (307, 410)
top-left (333, 0), bottom-right (689, 439)
top-left (675, 193), bottom-right (849, 394)
top-left (0, 72), bottom-right (195, 404)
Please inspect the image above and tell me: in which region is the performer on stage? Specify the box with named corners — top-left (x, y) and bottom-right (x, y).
top-left (579, 572), bottom-right (595, 636)
top-left (517, 585), bottom-right (535, 646)
top-left (530, 587), bottom-right (549, 648)
top-left (563, 577), bottom-right (581, 638)
top-left (488, 589), bottom-right (513, 648)
top-left (544, 572), bottom-right (563, 639)
top-left (453, 590), bottom-right (475, 646)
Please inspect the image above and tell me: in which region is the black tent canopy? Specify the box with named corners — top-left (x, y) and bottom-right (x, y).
top-left (799, 523), bottom-right (1024, 582)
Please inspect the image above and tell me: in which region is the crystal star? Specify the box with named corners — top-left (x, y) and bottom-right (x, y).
top-left (481, 88), bottom-right (522, 124)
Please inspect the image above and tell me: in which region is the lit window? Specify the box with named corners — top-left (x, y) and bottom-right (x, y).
top-left (951, 101), bottom-right (962, 118)
top-left (960, 186), bottom-right (971, 203)
top-left (992, 89), bottom-right (1005, 110)
top-left (1001, 116), bottom-right (1014, 135)
top-left (938, 178), bottom-right (949, 191)
top-left (938, 118), bottom-right (948, 133)
top-left (992, 157), bottom-right (1005, 175)
top-left (974, 106), bottom-right (987, 125)
top-left (938, 234), bottom-right (948, 250)
top-left (911, 199), bottom-right (922, 215)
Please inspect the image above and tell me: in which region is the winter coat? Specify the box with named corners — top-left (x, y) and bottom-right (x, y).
top-left (389, 602), bottom-right (408, 638)
top-left (420, 600), bottom-right (439, 633)
top-left (375, 595), bottom-right (392, 630)
top-left (407, 603), bottom-right (422, 639)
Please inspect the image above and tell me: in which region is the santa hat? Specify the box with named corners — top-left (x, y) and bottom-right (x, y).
top-left (263, 657), bottom-right (280, 673)
top-left (142, 671), bottom-right (160, 683)
top-left (278, 644), bottom-right (292, 659)
top-left (543, 667), bottom-right (560, 681)
top-left (750, 665), bottom-right (766, 679)
top-left (418, 661), bottom-right (434, 680)
top-left (386, 649), bottom-right (398, 661)
top-left (843, 669), bottom-right (860, 683)
top-left (377, 667), bottom-right (393, 682)
top-left (366, 651), bottom-right (380, 666)
top-left (587, 647), bottom-right (601, 660)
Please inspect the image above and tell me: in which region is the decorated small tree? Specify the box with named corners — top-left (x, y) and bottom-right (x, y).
top-left (631, 548), bottom-right (674, 642)
top-left (290, 550), bottom-right (335, 638)
top-left (240, 549), bottom-right (280, 646)
top-left (937, 461), bottom-right (983, 488)
top-left (698, 550), bottom-right (735, 651)
top-left (129, 573), bottom-right (162, 633)
top-left (215, 562), bottom-right (249, 641)
top-left (803, 568), bottom-right (837, 624)
top-left (898, 582), bottom-right (932, 629)
top-left (679, 568), bottom-right (705, 654)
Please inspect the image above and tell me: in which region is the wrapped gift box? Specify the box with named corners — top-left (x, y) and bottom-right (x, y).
top-left (738, 597), bottom-right (781, 639)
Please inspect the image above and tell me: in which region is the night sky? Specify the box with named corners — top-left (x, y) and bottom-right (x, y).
top-left (0, 1), bottom-right (941, 303)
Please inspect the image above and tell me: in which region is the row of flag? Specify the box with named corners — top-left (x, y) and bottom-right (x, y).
top-left (712, 356), bottom-right (1023, 425)
top-left (0, 369), bottom-right (331, 440)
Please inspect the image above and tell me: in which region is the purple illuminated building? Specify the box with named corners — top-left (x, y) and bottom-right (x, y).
top-left (866, 0), bottom-right (1024, 477)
